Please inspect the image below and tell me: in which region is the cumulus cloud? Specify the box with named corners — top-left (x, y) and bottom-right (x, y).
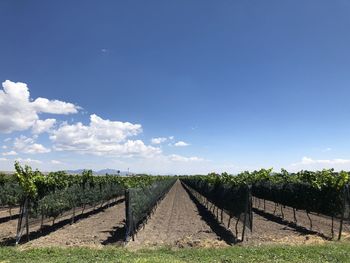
top-left (14, 135), bottom-right (50, 154)
top-left (0, 80), bottom-right (79, 133)
top-left (174, 141), bottom-right (189, 147)
top-left (32, 119), bottom-right (56, 134)
top-left (32, 98), bottom-right (78, 115)
top-left (151, 137), bottom-right (168, 144)
top-left (50, 114), bottom-right (160, 157)
top-left (2, 150), bottom-right (17, 156)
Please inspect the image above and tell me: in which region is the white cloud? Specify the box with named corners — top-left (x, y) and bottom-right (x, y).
top-left (32, 98), bottom-right (79, 115)
top-left (14, 135), bottom-right (50, 154)
top-left (50, 114), bottom-right (160, 157)
top-left (296, 156), bottom-right (350, 165)
top-left (290, 156), bottom-right (350, 171)
top-left (0, 80), bottom-right (79, 133)
top-left (151, 137), bottom-right (167, 144)
top-left (169, 136), bottom-right (174, 140)
top-left (2, 145), bottom-right (7, 149)
top-left (2, 150), bottom-right (17, 156)
top-left (51, 160), bottom-right (62, 164)
top-left (32, 119), bottom-right (56, 134)
top-left (0, 158), bottom-right (8, 161)
top-left (174, 141), bottom-right (189, 147)
top-left (3, 138), bottom-right (11, 142)
top-left (169, 154), bottom-right (204, 162)
top-left (16, 158), bottom-right (42, 164)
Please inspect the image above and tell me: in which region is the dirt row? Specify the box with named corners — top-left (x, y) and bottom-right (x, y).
top-left (128, 180), bottom-right (226, 248)
top-left (24, 201), bottom-right (125, 248)
top-left (0, 179), bottom-right (348, 248)
top-left (252, 197), bottom-right (350, 239)
top-left (181, 183), bottom-right (328, 247)
top-left (0, 199), bottom-right (123, 246)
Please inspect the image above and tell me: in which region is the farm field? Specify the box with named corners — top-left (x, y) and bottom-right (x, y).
top-left (22, 199), bottom-right (125, 248)
top-left (1, 179), bottom-right (344, 250)
top-left (1, 168), bottom-right (350, 263)
top-left (2, 2), bottom-right (350, 262)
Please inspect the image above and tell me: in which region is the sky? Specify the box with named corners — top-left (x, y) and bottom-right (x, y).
top-left (0, 0), bottom-right (350, 174)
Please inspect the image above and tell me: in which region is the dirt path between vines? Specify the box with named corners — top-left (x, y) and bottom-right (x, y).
top-left (0, 208), bottom-right (19, 244)
top-left (23, 201), bottom-right (125, 248)
top-left (180, 183), bottom-right (336, 247)
top-left (128, 180), bottom-right (227, 249)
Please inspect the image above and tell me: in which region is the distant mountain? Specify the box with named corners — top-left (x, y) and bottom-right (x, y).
top-left (65, 169), bottom-right (130, 176)
top-left (65, 169), bottom-right (85, 175)
top-left (96, 169), bottom-right (129, 175)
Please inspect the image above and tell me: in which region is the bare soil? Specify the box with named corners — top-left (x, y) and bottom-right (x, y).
top-left (182, 183), bottom-right (339, 247)
top-left (23, 201), bottom-right (125, 248)
top-left (0, 199), bottom-right (123, 246)
top-left (1, 180), bottom-right (349, 249)
top-left (250, 197), bottom-right (350, 244)
top-left (128, 180), bottom-right (227, 249)
top-left (0, 207), bottom-right (19, 219)
top-left (0, 208), bottom-right (19, 243)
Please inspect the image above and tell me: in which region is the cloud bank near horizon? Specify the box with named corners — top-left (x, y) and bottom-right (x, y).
top-left (0, 80), bottom-right (204, 172)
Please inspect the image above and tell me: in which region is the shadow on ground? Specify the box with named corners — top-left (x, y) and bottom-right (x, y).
top-left (0, 198), bottom-right (125, 246)
top-left (0, 213), bottom-right (19, 224)
top-left (253, 207), bottom-right (331, 240)
top-left (101, 222), bottom-right (126, 245)
top-left (182, 183), bottom-right (238, 245)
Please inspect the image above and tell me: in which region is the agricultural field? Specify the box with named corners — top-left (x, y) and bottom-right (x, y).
top-left (0, 164), bottom-right (350, 262)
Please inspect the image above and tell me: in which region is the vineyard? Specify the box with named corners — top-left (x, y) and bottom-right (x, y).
top-left (0, 163), bottom-right (349, 249)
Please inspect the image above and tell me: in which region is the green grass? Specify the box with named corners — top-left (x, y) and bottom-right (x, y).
top-left (0, 243), bottom-right (350, 263)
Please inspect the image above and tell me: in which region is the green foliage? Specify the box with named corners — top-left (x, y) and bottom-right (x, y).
top-left (0, 182), bottom-right (23, 207)
top-left (14, 161), bottom-right (44, 198)
top-left (182, 168), bottom-right (350, 217)
top-left (128, 178), bottom-right (176, 232)
top-left (181, 176), bottom-right (251, 221)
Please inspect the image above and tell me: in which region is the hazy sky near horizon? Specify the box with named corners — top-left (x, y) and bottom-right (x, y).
top-left (1, 1), bottom-right (350, 174)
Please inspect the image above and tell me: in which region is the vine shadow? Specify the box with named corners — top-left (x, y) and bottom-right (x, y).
top-left (253, 207), bottom-right (332, 240)
top-left (0, 198), bottom-right (125, 246)
top-left (182, 184), bottom-right (238, 245)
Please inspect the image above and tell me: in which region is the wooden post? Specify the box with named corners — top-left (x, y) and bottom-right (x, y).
top-left (241, 187), bottom-right (249, 241)
top-left (331, 216), bottom-right (334, 239)
top-left (338, 185), bottom-right (348, 240)
top-left (293, 208), bottom-right (297, 223)
top-left (249, 186), bottom-right (253, 231)
top-left (15, 200), bottom-right (24, 245)
top-left (124, 190), bottom-right (132, 243)
top-left (306, 211), bottom-right (313, 230)
top-left (25, 198), bottom-right (29, 242)
top-left (228, 215), bottom-right (232, 228)
top-left (235, 216), bottom-right (239, 237)
top-left (263, 199), bottom-right (266, 212)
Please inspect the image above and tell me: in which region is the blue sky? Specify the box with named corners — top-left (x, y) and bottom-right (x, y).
top-left (1, 1), bottom-right (350, 174)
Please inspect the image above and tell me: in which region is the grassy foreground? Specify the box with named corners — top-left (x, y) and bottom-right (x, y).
top-left (0, 243), bottom-right (350, 263)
